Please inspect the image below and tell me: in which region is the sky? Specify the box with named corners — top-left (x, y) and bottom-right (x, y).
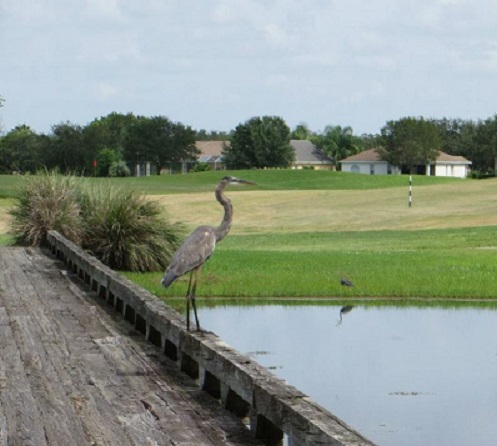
top-left (2, 0), bottom-right (497, 136)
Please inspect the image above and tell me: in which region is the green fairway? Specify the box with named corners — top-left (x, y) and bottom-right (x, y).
top-left (0, 175), bottom-right (22, 198)
top-left (0, 169), bottom-right (462, 198)
top-left (125, 225), bottom-right (497, 306)
top-left (93, 169), bottom-right (460, 194)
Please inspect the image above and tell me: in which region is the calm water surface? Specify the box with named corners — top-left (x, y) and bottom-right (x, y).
top-left (200, 305), bottom-right (497, 446)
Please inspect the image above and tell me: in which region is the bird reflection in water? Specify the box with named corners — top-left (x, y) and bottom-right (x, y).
top-left (336, 305), bottom-right (354, 326)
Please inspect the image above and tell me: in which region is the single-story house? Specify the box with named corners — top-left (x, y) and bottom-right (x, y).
top-left (340, 148), bottom-right (471, 178)
top-left (433, 152), bottom-right (472, 178)
top-left (195, 141), bottom-right (227, 171)
top-left (194, 140), bottom-right (335, 170)
top-left (289, 140), bottom-right (335, 170)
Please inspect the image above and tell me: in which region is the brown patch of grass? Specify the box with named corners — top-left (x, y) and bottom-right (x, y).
top-left (0, 209), bottom-right (11, 234)
top-left (0, 200), bottom-right (13, 234)
top-left (3, 179), bottom-right (497, 237)
top-left (155, 178), bottom-right (497, 234)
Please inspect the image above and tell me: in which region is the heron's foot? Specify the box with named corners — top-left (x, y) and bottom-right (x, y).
top-left (185, 323), bottom-right (203, 333)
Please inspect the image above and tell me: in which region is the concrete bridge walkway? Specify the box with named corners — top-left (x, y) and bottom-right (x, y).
top-left (0, 247), bottom-right (262, 446)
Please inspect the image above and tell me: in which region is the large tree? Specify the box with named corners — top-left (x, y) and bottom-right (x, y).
top-left (291, 122), bottom-right (312, 140)
top-left (84, 112), bottom-right (138, 159)
top-left (476, 116), bottom-right (497, 174)
top-left (0, 125), bottom-right (44, 173)
top-left (195, 129), bottom-right (230, 141)
top-left (42, 122), bottom-right (87, 173)
top-left (123, 116), bottom-right (197, 175)
top-left (224, 116), bottom-right (293, 169)
top-left (379, 117), bottom-right (441, 173)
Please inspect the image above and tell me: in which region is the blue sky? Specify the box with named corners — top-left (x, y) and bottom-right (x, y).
top-left (2, 0), bottom-right (497, 136)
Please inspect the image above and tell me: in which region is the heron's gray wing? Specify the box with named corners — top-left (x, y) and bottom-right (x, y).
top-left (167, 226), bottom-right (217, 279)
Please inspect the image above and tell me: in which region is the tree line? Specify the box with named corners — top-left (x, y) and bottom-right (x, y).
top-left (228, 116), bottom-right (497, 176)
top-left (0, 113), bottom-right (199, 176)
top-left (1, 106), bottom-right (497, 176)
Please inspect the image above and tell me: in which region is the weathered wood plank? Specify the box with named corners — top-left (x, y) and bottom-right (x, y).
top-left (0, 252), bottom-right (50, 446)
top-left (0, 324), bottom-right (49, 446)
top-left (0, 250), bottom-right (91, 445)
top-left (0, 247), bottom-right (262, 446)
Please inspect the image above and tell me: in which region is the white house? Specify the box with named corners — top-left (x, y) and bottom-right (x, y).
top-left (340, 149), bottom-right (471, 178)
top-left (339, 149), bottom-right (401, 175)
top-left (431, 152), bottom-right (472, 178)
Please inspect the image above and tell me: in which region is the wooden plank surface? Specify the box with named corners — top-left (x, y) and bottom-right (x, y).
top-left (0, 247), bottom-right (262, 446)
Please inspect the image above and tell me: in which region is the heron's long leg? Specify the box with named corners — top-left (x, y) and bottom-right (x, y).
top-left (190, 266), bottom-right (202, 331)
top-left (185, 270), bottom-right (195, 331)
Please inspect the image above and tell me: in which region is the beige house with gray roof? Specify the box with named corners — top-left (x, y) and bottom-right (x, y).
top-left (194, 140), bottom-right (335, 170)
top-left (195, 141), bottom-right (227, 170)
top-left (289, 140), bottom-right (335, 170)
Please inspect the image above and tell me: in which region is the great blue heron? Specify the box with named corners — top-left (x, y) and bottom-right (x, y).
top-left (161, 176), bottom-right (256, 331)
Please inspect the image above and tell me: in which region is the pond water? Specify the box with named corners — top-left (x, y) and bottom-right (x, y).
top-left (200, 304), bottom-right (497, 446)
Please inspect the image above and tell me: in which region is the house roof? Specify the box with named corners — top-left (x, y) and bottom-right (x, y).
top-left (340, 148), bottom-right (472, 165)
top-left (435, 152), bottom-right (472, 164)
top-left (290, 140), bottom-right (334, 165)
top-left (340, 148), bottom-right (382, 163)
top-left (196, 140), bottom-right (227, 157)
top-left (196, 140), bottom-right (335, 165)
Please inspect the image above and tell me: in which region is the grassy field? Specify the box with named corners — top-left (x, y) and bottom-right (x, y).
top-left (112, 169), bottom-right (459, 194)
top-left (125, 226), bottom-right (497, 306)
top-left (0, 169), bottom-right (458, 197)
top-left (1, 171), bottom-right (497, 306)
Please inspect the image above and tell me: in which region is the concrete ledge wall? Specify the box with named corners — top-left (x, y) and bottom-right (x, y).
top-left (46, 230), bottom-right (376, 446)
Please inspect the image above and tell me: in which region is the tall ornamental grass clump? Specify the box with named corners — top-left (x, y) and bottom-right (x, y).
top-left (9, 172), bottom-right (83, 246)
top-left (79, 183), bottom-right (185, 271)
top-left (9, 171), bottom-right (184, 272)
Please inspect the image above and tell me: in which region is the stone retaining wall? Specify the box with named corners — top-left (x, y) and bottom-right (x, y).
top-left (47, 230), bottom-right (376, 446)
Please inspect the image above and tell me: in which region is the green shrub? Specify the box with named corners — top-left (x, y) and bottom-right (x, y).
top-left (9, 171), bottom-right (83, 246)
top-left (109, 160), bottom-right (131, 177)
top-left (9, 171), bottom-right (185, 272)
top-left (95, 148), bottom-right (117, 177)
top-left (79, 183), bottom-right (185, 271)
top-left (190, 162), bottom-right (211, 172)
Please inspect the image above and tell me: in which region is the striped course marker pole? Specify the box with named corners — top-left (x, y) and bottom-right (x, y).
top-left (408, 175), bottom-right (412, 208)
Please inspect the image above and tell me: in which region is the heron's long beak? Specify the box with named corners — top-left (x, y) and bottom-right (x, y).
top-left (237, 179), bottom-right (256, 185)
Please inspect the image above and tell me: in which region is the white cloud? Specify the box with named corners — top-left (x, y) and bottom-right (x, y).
top-left (93, 81), bottom-right (119, 100)
top-left (76, 32), bottom-right (143, 65)
top-left (261, 24), bottom-right (291, 48)
top-left (437, 0), bottom-right (462, 5)
top-left (84, 0), bottom-right (123, 20)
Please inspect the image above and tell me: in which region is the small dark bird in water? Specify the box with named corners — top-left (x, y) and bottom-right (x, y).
top-left (340, 271), bottom-right (353, 287)
top-left (161, 176), bottom-right (256, 331)
top-left (336, 305), bottom-right (354, 326)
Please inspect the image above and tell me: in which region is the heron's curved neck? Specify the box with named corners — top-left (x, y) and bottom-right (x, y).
top-left (214, 179), bottom-right (232, 242)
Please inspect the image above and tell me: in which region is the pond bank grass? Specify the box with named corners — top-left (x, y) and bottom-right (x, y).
top-left (124, 226), bottom-right (497, 307)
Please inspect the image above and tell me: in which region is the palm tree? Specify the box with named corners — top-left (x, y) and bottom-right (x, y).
top-left (313, 125), bottom-right (361, 163)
